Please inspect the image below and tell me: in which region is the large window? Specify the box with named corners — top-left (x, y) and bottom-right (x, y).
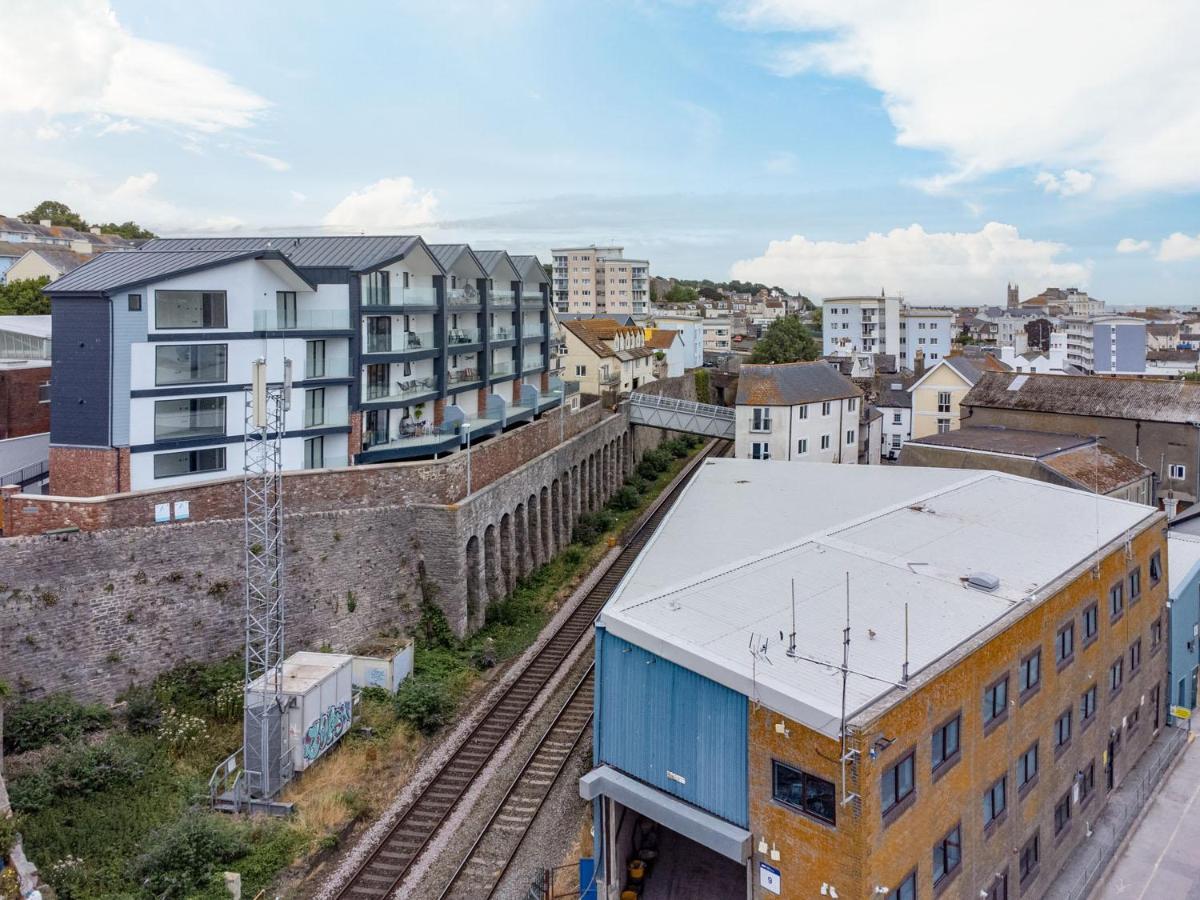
top-left (1128, 566), bottom-right (1142, 602)
top-left (304, 388), bottom-right (326, 428)
top-left (983, 775), bottom-right (1007, 826)
top-left (1019, 649), bottom-right (1041, 696)
top-left (1056, 622), bottom-right (1075, 667)
top-left (365, 363), bottom-right (389, 400)
top-left (364, 270), bottom-right (390, 305)
top-left (1110, 657), bottom-right (1124, 693)
top-left (895, 872), bottom-right (916, 900)
top-left (1055, 709), bottom-right (1072, 749)
top-left (1150, 551), bottom-right (1162, 585)
top-left (1083, 602), bottom-right (1099, 644)
top-left (1081, 684), bottom-right (1098, 723)
top-left (153, 447), bottom-right (225, 479)
top-left (276, 291), bottom-right (297, 328)
top-left (932, 714), bottom-right (960, 771)
top-left (1055, 791), bottom-right (1072, 835)
top-left (1018, 831), bottom-right (1040, 885)
top-left (155, 344), bottom-right (227, 386)
top-left (752, 442), bottom-right (771, 461)
top-left (984, 676), bottom-right (1008, 726)
top-left (304, 436), bottom-right (324, 469)
top-left (153, 397), bottom-right (225, 441)
top-left (1109, 581), bottom-right (1125, 620)
top-left (937, 391), bottom-right (951, 413)
top-left (154, 290), bottom-right (227, 329)
top-left (751, 407), bottom-right (772, 432)
top-left (306, 340), bottom-right (326, 378)
top-left (881, 752), bottom-right (915, 816)
top-left (933, 824), bottom-right (962, 885)
top-left (772, 761), bottom-right (836, 824)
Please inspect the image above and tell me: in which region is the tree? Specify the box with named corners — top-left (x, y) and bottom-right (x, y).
top-left (541, 260), bottom-right (552, 279)
top-left (95, 220), bottom-right (156, 240)
top-left (20, 200), bottom-right (87, 230)
top-left (810, 305), bottom-right (822, 329)
top-left (748, 316), bottom-right (821, 364)
top-left (697, 286), bottom-right (724, 302)
top-left (0, 277), bottom-right (51, 316)
top-left (663, 283), bottom-right (698, 304)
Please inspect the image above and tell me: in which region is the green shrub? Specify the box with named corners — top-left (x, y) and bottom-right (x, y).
top-left (572, 511), bottom-right (616, 546)
top-left (694, 368), bottom-right (712, 404)
top-left (394, 677), bottom-right (457, 735)
top-left (131, 814), bottom-right (248, 897)
top-left (0, 815), bottom-right (16, 856)
top-left (624, 474), bottom-right (649, 494)
top-left (415, 598), bottom-right (459, 652)
top-left (9, 735), bottom-right (150, 813)
top-left (560, 545), bottom-right (586, 567)
top-left (636, 450), bottom-right (670, 480)
top-left (153, 657), bottom-right (243, 719)
top-left (358, 685), bottom-right (391, 704)
top-left (120, 686), bottom-right (161, 735)
top-left (607, 485), bottom-right (641, 512)
top-left (3, 693), bottom-right (111, 754)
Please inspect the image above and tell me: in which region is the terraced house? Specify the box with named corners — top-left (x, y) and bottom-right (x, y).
top-left (42, 236), bottom-right (560, 495)
top-left (584, 461), bottom-right (1168, 900)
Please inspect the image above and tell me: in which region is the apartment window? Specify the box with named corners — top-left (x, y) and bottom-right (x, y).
top-left (575, 365), bottom-right (587, 376)
top-left (1019, 649), bottom-right (1041, 698)
top-left (848, 397), bottom-right (857, 411)
top-left (153, 447), bottom-right (225, 479)
top-left (276, 291), bottom-right (297, 328)
top-left (153, 397), bottom-right (225, 441)
top-left (881, 752), bottom-right (915, 817)
top-left (752, 407), bottom-right (772, 432)
top-left (1109, 657), bottom-right (1124, 694)
top-left (365, 363), bottom-right (389, 400)
top-left (895, 872), bottom-right (916, 900)
top-left (1109, 581), bottom-right (1124, 621)
top-left (798, 405), bottom-right (809, 419)
top-left (821, 401), bottom-right (831, 415)
top-left (820, 434), bottom-right (831, 450)
top-left (932, 824), bottom-right (962, 885)
top-left (752, 442), bottom-right (771, 461)
top-left (771, 761), bottom-right (836, 825)
top-left (891, 434), bottom-right (901, 449)
top-left (1055, 709), bottom-right (1072, 749)
top-left (797, 438), bottom-right (808, 455)
top-left (306, 340), bottom-right (326, 378)
top-left (1018, 831), bottom-right (1040, 885)
top-left (367, 316), bottom-right (392, 353)
top-left (128, 293), bottom-right (142, 312)
top-left (1149, 551), bottom-right (1162, 585)
top-left (1129, 638), bottom-right (1142, 673)
top-left (1128, 567), bottom-right (1142, 603)
top-left (846, 430), bottom-right (856, 445)
top-left (402, 271), bottom-right (410, 289)
top-left (983, 775), bottom-right (1007, 827)
top-left (931, 714), bottom-right (960, 772)
top-left (1079, 761), bottom-right (1096, 804)
top-left (936, 418), bottom-right (951, 433)
top-left (892, 412), bottom-right (902, 425)
top-left (1081, 685), bottom-right (1098, 723)
top-left (937, 391), bottom-right (951, 413)
top-left (303, 436), bottom-right (325, 469)
top-left (1083, 602), bottom-right (1099, 645)
top-left (1151, 616), bottom-right (1163, 650)
top-left (304, 388), bottom-right (326, 428)
top-left (364, 270), bottom-right (390, 305)
top-left (154, 290), bottom-right (227, 329)
top-left (1018, 742), bottom-right (1038, 789)
top-left (1170, 464), bottom-right (1187, 480)
top-left (154, 344), bottom-right (228, 386)
top-left (984, 872), bottom-right (1009, 900)
top-left (1056, 622), bottom-right (1075, 668)
top-left (983, 676), bottom-right (1008, 728)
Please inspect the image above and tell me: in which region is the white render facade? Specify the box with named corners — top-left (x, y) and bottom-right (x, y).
top-left (1064, 314), bottom-right (1148, 374)
top-left (650, 314), bottom-right (704, 369)
top-left (736, 396), bottom-right (861, 463)
top-left (822, 295), bottom-right (953, 369)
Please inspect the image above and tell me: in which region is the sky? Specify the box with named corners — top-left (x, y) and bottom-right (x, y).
top-left (3, 0), bottom-right (1200, 306)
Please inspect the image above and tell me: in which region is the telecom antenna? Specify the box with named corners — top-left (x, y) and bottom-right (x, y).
top-left (242, 357), bottom-right (293, 802)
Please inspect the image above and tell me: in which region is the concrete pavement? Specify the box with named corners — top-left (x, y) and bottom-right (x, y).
top-left (1096, 731), bottom-right (1200, 900)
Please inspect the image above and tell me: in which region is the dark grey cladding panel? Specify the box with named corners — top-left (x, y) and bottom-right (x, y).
top-left (50, 295), bottom-right (111, 447)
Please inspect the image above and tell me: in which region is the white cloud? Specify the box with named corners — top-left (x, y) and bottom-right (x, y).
top-left (1, 0), bottom-right (267, 133)
top-left (731, 1), bottom-right (1200, 195)
top-left (765, 151), bottom-right (797, 175)
top-left (323, 177), bottom-right (439, 231)
top-left (243, 150), bottom-right (290, 172)
top-left (1035, 169), bottom-right (1095, 197)
top-left (1157, 233), bottom-right (1200, 262)
top-left (98, 118), bottom-right (141, 136)
top-left (290, 190), bottom-right (308, 204)
top-left (1116, 238), bottom-right (1152, 254)
top-left (730, 222), bottom-right (1090, 303)
top-left (63, 171), bottom-right (242, 232)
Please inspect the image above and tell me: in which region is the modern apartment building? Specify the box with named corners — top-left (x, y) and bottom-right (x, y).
top-left (584, 460), bottom-right (1168, 900)
top-left (823, 295), bottom-right (953, 370)
top-left (43, 236), bottom-right (559, 495)
top-left (551, 245), bottom-right (649, 316)
top-left (734, 362), bottom-right (863, 462)
top-left (1063, 315), bottom-right (1147, 374)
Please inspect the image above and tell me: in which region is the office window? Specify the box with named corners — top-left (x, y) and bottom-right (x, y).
top-left (881, 752), bottom-right (915, 816)
top-left (932, 825), bottom-right (962, 885)
top-left (895, 872), bottom-right (916, 900)
top-left (937, 418), bottom-right (951, 433)
top-left (821, 435), bottom-right (831, 450)
top-left (153, 397), bottom-right (225, 441)
top-left (1019, 649), bottom-right (1041, 696)
top-left (983, 775), bottom-right (1007, 826)
top-left (931, 715), bottom-right (960, 771)
top-left (797, 439), bottom-right (808, 455)
top-left (983, 676), bottom-right (1008, 726)
top-left (1083, 602), bottom-right (1099, 643)
top-left (1081, 685), bottom-right (1097, 722)
top-left (1109, 581), bottom-right (1124, 620)
top-left (1110, 657), bottom-right (1124, 693)
top-left (1055, 709), bottom-right (1072, 748)
top-left (304, 388), bottom-right (325, 428)
top-left (752, 407), bottom-right (772, 432)
top-left (303, 436), bottom-right (325, 469)
top-left (1151, 616), bottom-right (1163, 649)
top-left (1149, 551), bottom-right (1162, 585)
top-left (937, 391), bottom-right (951, 413)
top-left (1129, 638), bottom-right (1142, 673)
top-left (1056, 622), bottom-right (1075, 666)
top-left (1019, 832), bottom-right (1040, 884)
top-left (1129, 567), bottom-right (1142, 602)
top-left (128, 293), bottom-right (142, 311)
top-left (1018, 742), bottom-right (1038, 788)
top-left (846, 430), bottom-right (856, 445)
top-left (752, 442), bottom-right (771, 461)
top-left (1170, 464), bottom-right (1187, 480)
top-left (153, 447), bottom-right (225, 479)
top-left (154, 290), bottom-right (227, 329)
top-left (772, 761), bottom-right (836, 825)
top-left (154, 344), bottom-right (227, 386)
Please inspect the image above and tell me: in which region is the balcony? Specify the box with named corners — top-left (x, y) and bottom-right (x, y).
top-left (490, 360), bottom-right (515, 377)
top-left (490, 325), bottom-right (515, 342)
top-left (361, 376), bottom-right (437, 405)
top-left (523, 354), bottom-right (546, 372)
top-left (599, 371), bottom-right (619, 386)
top-left (447, 366), bottom-right (482, 386)
top-left (521, 290), bottom-right (544, 304)
top-left (359, 422), bottom-right (460, 462)
top-left (364, 330), bottom-right (437, 354)
top-left (304, 357), bottom-right (350, 379)
top-left (523, 324), bottom-right (546, 340)
top-left (361, 286), bottom-right (438, 310)
top-left (448, 326), bottom-right (481, 347)
top-left (253, 309), bottom-right (350, 331)
top-left (490, 290), bottom-right (516, 307)
top-left (447, 286), bottom-right (482, 307)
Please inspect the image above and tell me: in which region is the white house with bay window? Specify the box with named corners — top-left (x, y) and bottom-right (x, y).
top-left (733, 361), bottom-right (863, 463)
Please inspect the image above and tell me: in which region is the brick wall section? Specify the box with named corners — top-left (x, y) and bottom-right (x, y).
top-left (2, 401), bottom-right (605, 536)
top-left (48, 446), bottom-right (124, 496)
top-left (0, 365), bottom-right (50, 439)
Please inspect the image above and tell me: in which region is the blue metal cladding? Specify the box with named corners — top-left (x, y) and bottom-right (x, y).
top-left (595, 628), bottom-right (748, 827)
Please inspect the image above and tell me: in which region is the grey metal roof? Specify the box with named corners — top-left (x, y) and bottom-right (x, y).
top-left (139, 235), bottom-right (420, 272)
top-left (473, 249), bottom-right (520, 281)
top-left (736, 361), bottom-right (861, 406)
top-left (510, 254), bottom-right (548, 285)
top-left (964, 372), bottom-right (1200, 424)
top-left (428, 243), bottom-right (485, 276)
top-left (45, 249), bottom-right (314, 295)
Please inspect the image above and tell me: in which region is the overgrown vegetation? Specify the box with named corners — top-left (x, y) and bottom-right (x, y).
top-left (693, 368), bottom-right (712, 404)
top-left (2, 692), bottom-right (111, 755)
top-left (748, 316), bottom-right (821, 364)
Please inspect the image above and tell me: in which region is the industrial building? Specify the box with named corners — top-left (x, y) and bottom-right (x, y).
top-left (583, 461), bottom-right (1168, 899)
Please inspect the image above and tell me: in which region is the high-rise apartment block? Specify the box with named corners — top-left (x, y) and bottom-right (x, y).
top-left (551, 246), bottom-right (649, 316)
top-left (823, 295), bottom-right (954, 370)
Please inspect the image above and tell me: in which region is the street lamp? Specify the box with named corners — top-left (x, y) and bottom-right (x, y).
top-left (463, 422), bottom-right (472, 496)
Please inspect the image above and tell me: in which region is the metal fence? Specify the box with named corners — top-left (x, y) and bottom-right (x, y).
top-left (1045, 725), bottom-right (1188, 900)
top-left (0, 459), bottom-right (48, 488)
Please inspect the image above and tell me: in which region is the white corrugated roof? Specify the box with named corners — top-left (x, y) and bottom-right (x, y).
top-left (1168, 533), bottom-right (1200, 596)
top-left (601, 460), bottom-right (1157, 738)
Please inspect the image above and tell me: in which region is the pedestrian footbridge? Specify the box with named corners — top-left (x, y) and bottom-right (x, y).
top-left (628, 392), bottom-right (735, 440)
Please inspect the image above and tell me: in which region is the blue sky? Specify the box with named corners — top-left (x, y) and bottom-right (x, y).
top-left (4, 0), bottom-right (1200, 305)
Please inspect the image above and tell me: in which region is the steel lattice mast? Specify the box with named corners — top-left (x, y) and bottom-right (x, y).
top-left (243, 357), bottom-right (293, 800)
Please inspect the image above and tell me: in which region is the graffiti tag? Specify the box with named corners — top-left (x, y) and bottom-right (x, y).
top-left (302, 700), bottom-right (352, 761)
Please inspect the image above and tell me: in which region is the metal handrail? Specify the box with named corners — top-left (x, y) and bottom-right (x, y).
top-left (629, 392), bottom-right (734, 419)
top-left (0, 459), bottom-right (49, 487)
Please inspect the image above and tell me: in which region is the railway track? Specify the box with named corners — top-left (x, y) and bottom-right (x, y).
top-left (333, 438), bottom-right (731, 900)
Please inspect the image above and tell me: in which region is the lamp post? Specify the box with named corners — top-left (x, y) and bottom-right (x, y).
top-left (463, 422), bottom-right (472, 496)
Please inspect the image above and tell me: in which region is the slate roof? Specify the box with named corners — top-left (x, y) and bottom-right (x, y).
top-left (1042, 445), bottom-right (1152, 494)
top-left (907, 426), bottom-right (1094, 457)
top-left (46, 249), bottom-right (315, 295)
top-left (963, 372), bottom-right (1200, 424)
top-left (877, 379), bottom-right (914, 408)
top-left (736, 361), bottom-right (861, 406)
top-left (139, 235), bottom-right (422, 272)
top-left (1147, 349), bottom-right (1199, 363)
top-left (19, 248), bottom-right (92, 274)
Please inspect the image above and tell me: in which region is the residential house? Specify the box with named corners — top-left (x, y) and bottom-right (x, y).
top-left (999, 332), bottom-right (1068, 373)
top-left (6, 247), bottom-right (94, 284)
top-left (908, 356), bottom-right (982, 439)
top-left (877, 378), bottom-right (913, 460)
top-left (734, 361), bottom-right (862, 462)
top-left (561, 318), bottom-right (656, 398)
top-left (702, 317), bottom-right (733, 355)
top-left (647, 316), bottom-right (702, 369)
top-left (643, 328), bottom-right (685, 378)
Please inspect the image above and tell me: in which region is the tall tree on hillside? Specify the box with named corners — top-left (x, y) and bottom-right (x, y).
top-left (749, 316), bottom-right (821, 364)
top-left (19, 200), bottom-right (87, 230)
top-left (95, 220), bottom-right (156, 240)
top-left (0, 278), bottom-right (51, 316)
top-left (663, 283), bottom-right (698, 304)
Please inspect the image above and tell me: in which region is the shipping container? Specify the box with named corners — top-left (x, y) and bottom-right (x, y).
top-left (350, 641), bottom-right (415, 692)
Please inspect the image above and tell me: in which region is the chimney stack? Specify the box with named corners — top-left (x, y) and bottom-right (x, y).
top-left (913, 349), bottom-right (926, 378)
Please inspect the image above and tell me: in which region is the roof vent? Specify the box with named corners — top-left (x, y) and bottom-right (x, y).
top-left (967, 572), bottom-right (1000, 592)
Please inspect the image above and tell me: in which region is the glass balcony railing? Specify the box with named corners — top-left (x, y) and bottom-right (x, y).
top-left (253, 309), bottom-right (350, 330)
top-left (362, 377), bottom-right (436, 404)
top-left (305, 454), bottom-right (349, 471)
top-left (523, 324), bottom-right (545, 340)
top-left (447, 366), bottom-right (482, 386)
top-left (305, 358), bottom-right (350, 379)
top-left (490, 360), bottom-right (514, 377)
top-left (490, 326), bottom-right (515, 341)
top-left (363, 331), bottom-right (436, 354)
top-left (447, 287), bottom-right (482, 306)
top-left (447, 327), bottom-right (480, 346)
top-left (362, 286), bottom-right (438, 308)
top-left (490, 290), bottom-right (516, 307)
top-left (523, 354), bottom-right (545, 372)
top-left (521, 290), bottom-right (544, 303)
